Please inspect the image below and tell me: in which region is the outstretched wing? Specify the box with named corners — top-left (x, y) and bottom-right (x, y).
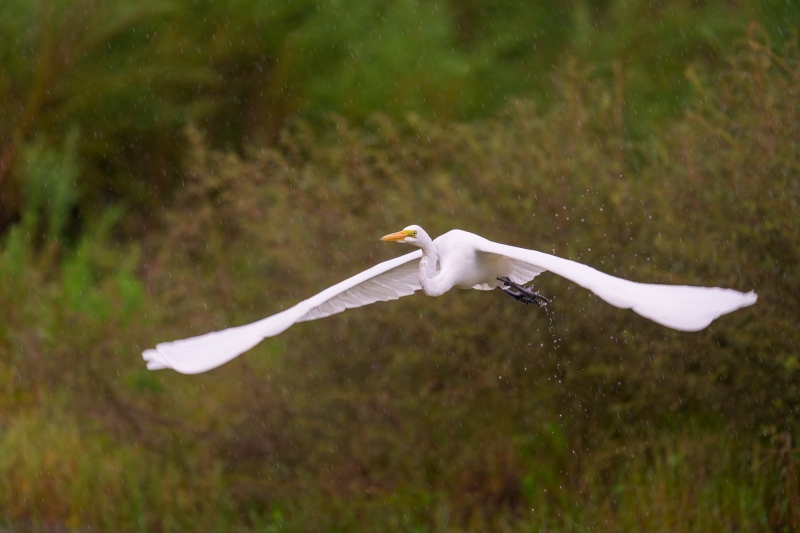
top-left (143, 250), bottom-right (422, 374)
top-left (474, 236), bottom-right (757, 331)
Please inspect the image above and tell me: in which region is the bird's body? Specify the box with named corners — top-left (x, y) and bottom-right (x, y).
top-left (143, 226), bottom-right (757, 374)
top-left (420, 230), bottom-right (504, 293)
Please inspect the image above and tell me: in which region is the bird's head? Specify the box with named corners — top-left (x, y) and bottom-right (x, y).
top-left (380, 225), bottom-right (429, 247)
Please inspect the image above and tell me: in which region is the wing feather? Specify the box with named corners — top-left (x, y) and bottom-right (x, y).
top-left (143, 250), bottom-right (422, 374)
top-left (475, 237), bottom-right (756, 331)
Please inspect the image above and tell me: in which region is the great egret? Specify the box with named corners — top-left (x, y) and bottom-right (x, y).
top-left (143, 225), bottom-right (757, 374)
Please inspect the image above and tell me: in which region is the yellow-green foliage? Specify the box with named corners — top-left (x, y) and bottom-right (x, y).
top-left (1, 33), bottom-right (798, 531)
top-left (0, 409), bottom-right (233, 532)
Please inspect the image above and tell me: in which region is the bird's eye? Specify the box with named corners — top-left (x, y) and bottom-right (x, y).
top-left (412, 231), bottom-right (417, 236)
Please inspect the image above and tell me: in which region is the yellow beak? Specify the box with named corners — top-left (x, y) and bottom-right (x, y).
top-left (380, 229), bottom-right (412, 242)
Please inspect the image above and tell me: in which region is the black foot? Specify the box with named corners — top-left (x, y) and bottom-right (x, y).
top-left (496, 277), bottom-right (551, 307)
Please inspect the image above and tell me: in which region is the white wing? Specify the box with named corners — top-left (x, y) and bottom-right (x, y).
top-left (143, 250), bottom-right (422, 374)
top-left (475, 236), bottom-right (757, 331)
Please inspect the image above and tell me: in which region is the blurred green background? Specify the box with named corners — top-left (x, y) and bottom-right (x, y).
top-left (1, 0), bottom-right (799, 530)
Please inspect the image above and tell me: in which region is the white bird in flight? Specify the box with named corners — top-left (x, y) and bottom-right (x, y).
top-left (143, 225), bottom-right (757, 374)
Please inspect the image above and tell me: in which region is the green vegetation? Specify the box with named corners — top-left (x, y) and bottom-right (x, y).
top-left (1, 0), bottom-right (798, 224)
top-left (1, 0), bottom-right (799, 531)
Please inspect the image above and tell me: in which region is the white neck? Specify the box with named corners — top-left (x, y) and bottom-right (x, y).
top-left (417, 238), bottom-right (448, 297)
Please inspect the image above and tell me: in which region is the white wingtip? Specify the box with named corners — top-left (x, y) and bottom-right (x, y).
top-left (744, 290), bottom-right (758, 306)
top-left (142, 307), bottom-right (302, 374)
top-left (142, 349), bottom-right (169, 370)
top-left (629, 286), bottom-right (758, 332)
top-left (142, 324), bottom-right (268, 374)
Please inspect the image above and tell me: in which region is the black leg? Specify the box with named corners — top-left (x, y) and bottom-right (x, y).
top-left (496, 277), bottom-right (551, 307)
